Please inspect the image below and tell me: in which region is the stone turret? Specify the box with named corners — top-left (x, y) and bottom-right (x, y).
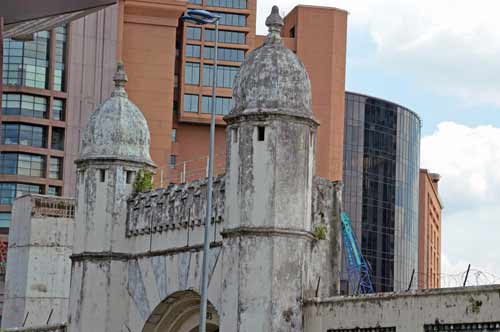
top-left (221, 6), bottom-right (318, 331)
top-left (68, 63), bottom-right (155, 332)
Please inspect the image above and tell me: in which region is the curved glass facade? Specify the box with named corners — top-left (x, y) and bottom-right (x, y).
top-left (343, 92), bottom-right (421, 292)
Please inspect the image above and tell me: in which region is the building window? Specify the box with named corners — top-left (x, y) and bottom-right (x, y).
top-left (206, 0), bottom-right (247, 9)
top-left (205, 29), bottom-right (246, 44)
top-left (184, 62), bottom-right (200, 85)
top-left (257, 126), bottom-right (265, 141)
top-left (52, 99), bottom-right (65, 121)
top-left (2, 31), bottom-right (50, 89)
top-left (212, 12), bottom-right (246, 27)
top-left (54, 26), bottom-right (67, 92)
top-left (172, 128), bottom-right (177, 143)
top-left (51, 127), bottom-right (65, 150)
top-left (204, 47), bottom-right (245, 62)
top-left (186, 27), bottom-right (201, 41)
top-left (185, 44), bottom-right (201, 58)
top-left (201, 96), bottom-right (233, 115)
top-left (289, 27), bottom-right (296, 38)
top-left (17, 153), bottom-right (45, 177)
top-left (0, 153), bottom-right (45, 177)
top-left (49, 157), bottom-right (63, 179)
top-left (0, 153), bottom-right (17, 175)
top-left (203, 64), bottom-right (239, 88)
top-left (187, 0), bottom-right (202, 4)
top-left (0, 212), bottom-right (11, 228)
top-left (169, 155), bottom-right (176, 169)
top-left (47, 186), bottom-right (62, 196)
top-left (183, 94), bottom-right (199, 113)
top-left (1, 93), bottom-right (48, 119)
top-left (0, 183), bottom-right (42, 205)
top-left (1, 123), bottom-right (47, 148)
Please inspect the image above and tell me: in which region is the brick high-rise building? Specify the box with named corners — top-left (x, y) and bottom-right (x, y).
top-left (418, 169), bottom-right (442, 289)
top-left (172, 2), bottom-right (347, 184)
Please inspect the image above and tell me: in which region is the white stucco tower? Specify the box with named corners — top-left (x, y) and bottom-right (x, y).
top-left (221, 6), bottom-right (319, 331)
top-left (68, 63), bottom-right (155, 332)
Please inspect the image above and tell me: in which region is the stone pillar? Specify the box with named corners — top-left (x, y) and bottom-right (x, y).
top-left (220, 6), bottom-right (318, 332)
top-left (67, 64), bottom-right (155, 332)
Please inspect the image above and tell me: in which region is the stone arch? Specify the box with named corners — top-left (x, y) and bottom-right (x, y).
top-left (142, 290), bottom-right (219, 332)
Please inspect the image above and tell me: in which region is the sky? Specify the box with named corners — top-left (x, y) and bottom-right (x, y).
top-left (256, 0), bottom-right (500, 285)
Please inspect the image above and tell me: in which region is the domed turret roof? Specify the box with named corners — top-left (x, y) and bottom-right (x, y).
top-left (227, 6), bottom-right (314, 121)
top-left (78, 63), bottom-right (154, 165)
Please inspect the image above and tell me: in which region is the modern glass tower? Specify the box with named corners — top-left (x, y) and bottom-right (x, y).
top-left (343, 91), bottom-right (421, 293)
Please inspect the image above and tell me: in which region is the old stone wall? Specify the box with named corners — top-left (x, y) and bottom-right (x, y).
top-left (2, 172), bottom-right (341, 332)
top-left (2, 196), bottom-right (75, 330)
top-left (304, 285), bottom-right (500, 331)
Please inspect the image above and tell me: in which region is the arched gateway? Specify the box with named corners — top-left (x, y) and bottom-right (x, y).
top-left (142, 291), bottom-right (219, 332)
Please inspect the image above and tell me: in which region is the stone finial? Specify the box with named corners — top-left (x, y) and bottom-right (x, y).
top-left (112, 61), bottom-right (128, 98)
top-left (265, 5), bottom-right (284, 44)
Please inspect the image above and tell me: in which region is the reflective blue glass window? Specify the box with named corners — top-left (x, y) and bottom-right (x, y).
top-left (205, 29), bottom-right (245, 44)
top-left (206, 0), bottom-right (247, 9)
top-left (0, 212), bottom-right (11, 228)
top-left (201, 96), bottom-right (233, 115)
top-left (52, 99), bottom-right (65, 121)
top-left (2, 31), bottom-right (50, 89)
top-left (204, 47), bottom-right (245, 62)
top-left (54, 26), bottom-right (67, 91)
top-left (212, 12), bottom-right (246, 27)
top-left (186, 27), bottom-right (201, 41)
top-left (2, 93), bottom-right (48, 119)
top-left (0, 183), bottom-right (42, 205)
top-left (1, 123), bottom-right (47, 148)
top-left (49, 157), bottom-right (63, 179)
top-left (0, 153), bottom-right (45, 177)
top-left (183, 94), bottom-right (199, 113)
top-left (51, 128), bottom-right (65, 150)
top-left (203, 64), bottom-right (238, 88)
top-left (47, 186), bottom-right (62, 196)
top-left (185, 45), bottom-right (201, 58)
top-left (184, 62), bottom-right (200, 85)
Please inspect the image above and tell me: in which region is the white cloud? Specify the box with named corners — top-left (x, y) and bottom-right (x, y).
top-left (257, 0), bottom-right (500, 106)
top-left (421, 122), bottom-right (500, 282)
top-left (345, 0), bottom-right (500, 107)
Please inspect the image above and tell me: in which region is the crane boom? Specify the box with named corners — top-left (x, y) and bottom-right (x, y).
top-left (341, 212), bottom-right (375, 294)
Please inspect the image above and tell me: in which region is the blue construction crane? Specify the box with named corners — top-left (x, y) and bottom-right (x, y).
top-left (340, 212), bottom-right (375, 295)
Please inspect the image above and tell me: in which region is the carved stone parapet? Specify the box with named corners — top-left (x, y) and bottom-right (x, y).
top-left (126, 176), bottom-right (225, 237)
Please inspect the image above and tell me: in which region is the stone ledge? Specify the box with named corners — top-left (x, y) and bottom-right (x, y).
top-left (4, 324), bottom-right (66, 332)
top-left (304, 284), bottom-right (500, 305)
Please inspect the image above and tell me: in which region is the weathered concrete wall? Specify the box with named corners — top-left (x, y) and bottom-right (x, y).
top-left (68, 161), bottom-right (140, 332)
top-left (224, 117), bottom-right (317, 232)
top-left (2, 196), bottom-right (74, 329)
top-left (304, 285), bottom-right (500, 331)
